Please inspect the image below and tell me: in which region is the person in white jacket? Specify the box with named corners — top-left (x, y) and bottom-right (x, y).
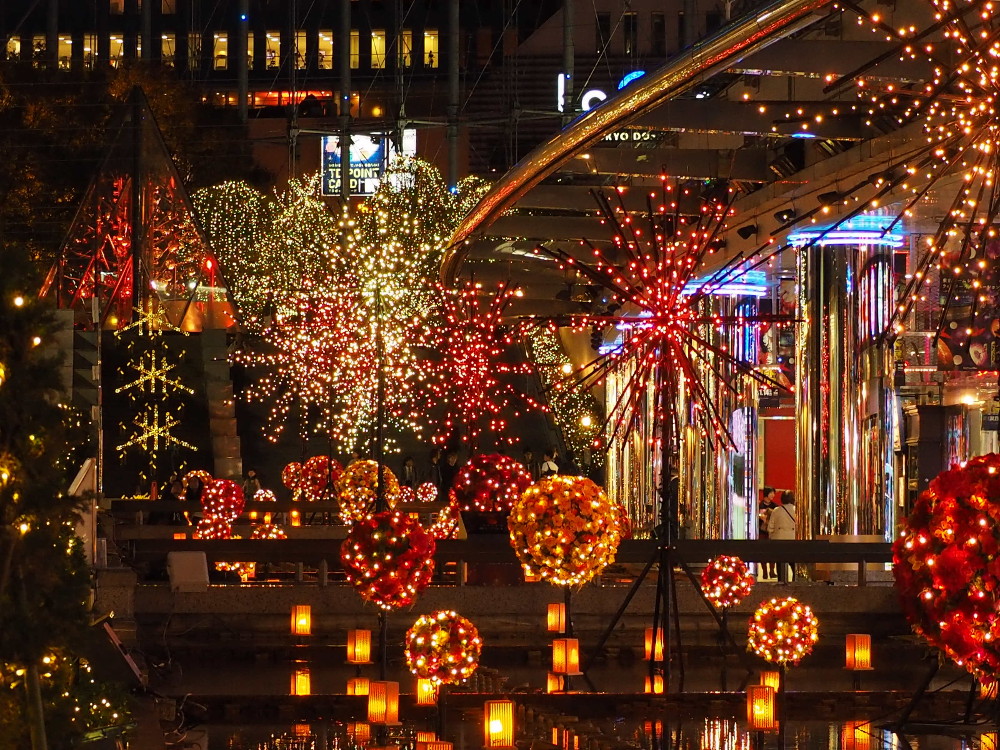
top-left (767, 492), bottom-right (797, 582)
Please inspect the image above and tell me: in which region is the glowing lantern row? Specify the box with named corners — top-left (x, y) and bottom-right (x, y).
top-left (746, 685), bottom-right (776, 731)
top-left (551, 638), bottom-right (580, 675)
top-left (484, 700), bottom-right (515, 749)
top-left (367, 680), bottom-right (400, 725)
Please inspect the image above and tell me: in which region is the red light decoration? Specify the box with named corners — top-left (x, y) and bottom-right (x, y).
top-left (449, 454), bottom-right (533, 513)
top-left (700, 555), bottom-right (755, 610)
top-left (398, 486), bottom-right (417, 504)
top-left (200, 479), bottom-right (245, 524)
top-left (302, 454), bottom-right (342, 499)
top-left (404, 610), bottom-right (483, 685)
top-left (748, 596), bottom-right (819, 666)
top-left (194, 516), bottom-right (232, 540)
top-left (532, 184), bottom-right (787, 447)
top-left (282, 461), bottom-right (304, 493)
top-left (336, 460), bottom-right (401, 525)
top-left (893, 454), bottom-right (1000, 678)
top-left (417, 482), bottom-right (439, 503)
top-left (420, 282), bottom-right (544, 450)
top-left (250, 523), bottom-right (287, 540)
top-left (340, 510), bottom-right (436, 610)
top-left (508, 475), bottom-right (622, 586)
top-left (428, 499), bottom-right (461, 540)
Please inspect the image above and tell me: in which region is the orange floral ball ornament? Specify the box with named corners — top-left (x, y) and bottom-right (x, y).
top-left (194, 516), bottom-right (232, 540)
top-left (747, 596), bottom-right (819, 665)
top-left (336, 460), bottom-right (400, 525)
top-left (429, 499), bottom-right (461, 540)
top-left (250, 523), bottom-right (287, 540)
top-left (700, 555), bottom-right (755, 609)
top-left (405, 610), bottom-right (482, 685)
top-left (893, 453), bottom-right (1000, 678)
top-left (281, 461), bottom-right (304, 492)
top-left (340, 510), bottom-right (436, 609)
top-left (508, 475), bottom-right (622, 586)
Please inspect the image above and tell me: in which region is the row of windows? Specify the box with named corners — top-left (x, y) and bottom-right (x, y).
top-left (594, 11), bottom-right (722, 56)
top-left (6, 28), bottom-right (440, 71)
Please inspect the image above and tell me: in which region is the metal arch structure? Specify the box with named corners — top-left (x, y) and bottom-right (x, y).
top-left (440, 0), bottom-right (833, 283)
top-left (41, 88), bottom-right (239, 332)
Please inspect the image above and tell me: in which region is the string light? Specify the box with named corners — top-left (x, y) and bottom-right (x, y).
top-left (748, 596), bottom-right (819, 665)
top-left (405, 610), bottom-right (483, 685)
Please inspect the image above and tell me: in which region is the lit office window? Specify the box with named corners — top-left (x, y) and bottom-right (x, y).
top-left (265, 31), bottom-right (280, 68)
top-left (161, 33), bottom-right (175, 67)
top-left (424, 29), bottom-right (438, 67)
top-left (6, 37), bottom-right (20, 60)
top-left (188, 32), bottom-right (201, 70)
top-left (214, 32), bottom-right (228, 70)
top-left (350, 30), bottom-right (360, 69)
top-left (32, 35), bottom-right (45, 67)
top-left (296, 30), bottom-right (307, 69)
top-left (161, 0), bottom-right (177, 12)
top-left (247, 31), bottom-right (254, 68)
top-left (319, 30), bottom-right (333, 69)
top-left (371, 29), bottom-right (386, 68)
top-left (110, 0), bottom-right (124, 14)
top-left (57, 35), bottom-right (72, 69)
top-left (397, 29), bottom-right (412, 67)
top-left (110, 35), bottom-right (124, 67)
top-left (82, 34), bottom-right (96, 69)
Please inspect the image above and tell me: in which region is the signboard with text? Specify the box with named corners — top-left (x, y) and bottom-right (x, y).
top-left (321, 130), bottom-right (416, 197)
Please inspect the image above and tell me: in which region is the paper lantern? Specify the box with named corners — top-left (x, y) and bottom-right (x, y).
top-left (552, 638), bottom-right (581, 675)
top-left (347, 629), bottom-right (372, 664)
top-left (484, 700), bottom-right (515, 749)
top-left (845, 634), bottom-right (873, 671)
top-left (290, 509), bottom-right (301, 527)
top-left (760, 671), bottom-right (781, 691)
top-left (746, 685), bottom-right (776, 731)
top-left (291, 605), bottom-right (312, 636)
top-left (291, 667), bottom-right (311, 696)
top-left (980, 680), bottom-right (998, 700)
top-left (416, 743), bottom-right (452, 750)
top-left (347, 677), bottom-right (371, 696)
top-left (415, 678), bottom-right (438, 705)
top-left (546, 672), bottom-right (564, 693)
top-left (644, 674), bottom-right (664, 694)
top-left (547, 603), bottom-right (566, 633)
top-left (645, 627), bottom-right (664, 661)
top-left (982, 733), bottom-right (998, 750)
top-left (841, 721), bottom-right (872, 750)
top-left (173, 532), bottom-right (187, 539)
top-left (347, 723), bottom-right (371, 744)
top-left (415, 733), bottom-right (437, 743)
top-left (367, 681), bottom-right (400, 724)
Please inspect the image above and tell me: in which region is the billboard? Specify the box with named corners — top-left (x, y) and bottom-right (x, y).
top-left (321, 129), bottom-right (417, 197)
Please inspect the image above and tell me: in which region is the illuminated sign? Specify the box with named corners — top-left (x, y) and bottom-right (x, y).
top-left (556, 70), bottom-right (647, 114)
top-left (788, 214), bottom-right (906, 248)
top-left (321, 129), bottom-right (417, 196)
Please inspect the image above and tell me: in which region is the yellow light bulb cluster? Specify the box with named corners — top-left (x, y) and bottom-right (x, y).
top-left (508, 475), bottom-right (622, 586)
top-left (335, 460), bottom-right (400, 525)
top-left (405, 609), bottom-right (483, 685)
top-left (747, 596), bottom-right (819, 666)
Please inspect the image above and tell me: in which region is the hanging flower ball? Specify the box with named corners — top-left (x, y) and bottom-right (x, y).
top-left (301, 455), bottom-right (343, 500)
top-left (508, 475), bottom-right (622, 586)
top-left (893, 453), bottom-right (1000, 678)
top-left (250, 523), bottom-right (287, 540)
top-left (282, 462), bottom-right (304, 491)
top-left (194, 516), bottom-right (232, 540)
top-left (615, 502), bottom-right (633, 540)
top-left (449, 453), bottom-right (532, 513)
top-left (183, 469), bottom-right (212, 487)
top-left (747, 596), bottom-right (819, 665)
top-left (429, 499), bottom-right (461, 540)
top-left (700, 555), bottom-right (755, 610)
top-left (417, 482), bottom-right (439, 503)
top-left (201, 479), bottom-right (245, 524)
top-left (253, 489), bottom-right (277, 503)
top-left (405, 610), bottom-right (482, 685)
top-left (398, 486), bottom-right (417, 504)
top-left (336, 460), bottom-right (400, 525)
top-left (340, 510), bottom-right (436, 610)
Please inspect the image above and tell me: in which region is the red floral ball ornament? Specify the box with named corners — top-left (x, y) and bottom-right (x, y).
top-left (340, 511), bottom-right (436, 610)
top-left (201, 479), bottom-right (245, 524)
top-left (301, 455), bottom-right (343, 500)
top-left (282, 462), bottom-right (304, 491)
top-left (405, 610), bottom-right (482, 685)
top-left (449, 454), bottom-right (532, 513)
top-left (700, 555), bottom-right (755, 609)
top-left (893, 453), bottom-right (1000, 677)
top-left (747, 596), bottom-right (819, 665)
top-left (194, 516), bottom-right (232, 540)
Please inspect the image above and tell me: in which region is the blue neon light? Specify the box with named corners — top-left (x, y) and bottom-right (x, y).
top-left (617, 70), bottom-right (647, 89)
top-left (682, 270), bottom-right (768, 297)
top-left (791, 132), bottom-right (816, 138)
top-left (788, 214), bottom-right (906, 248)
